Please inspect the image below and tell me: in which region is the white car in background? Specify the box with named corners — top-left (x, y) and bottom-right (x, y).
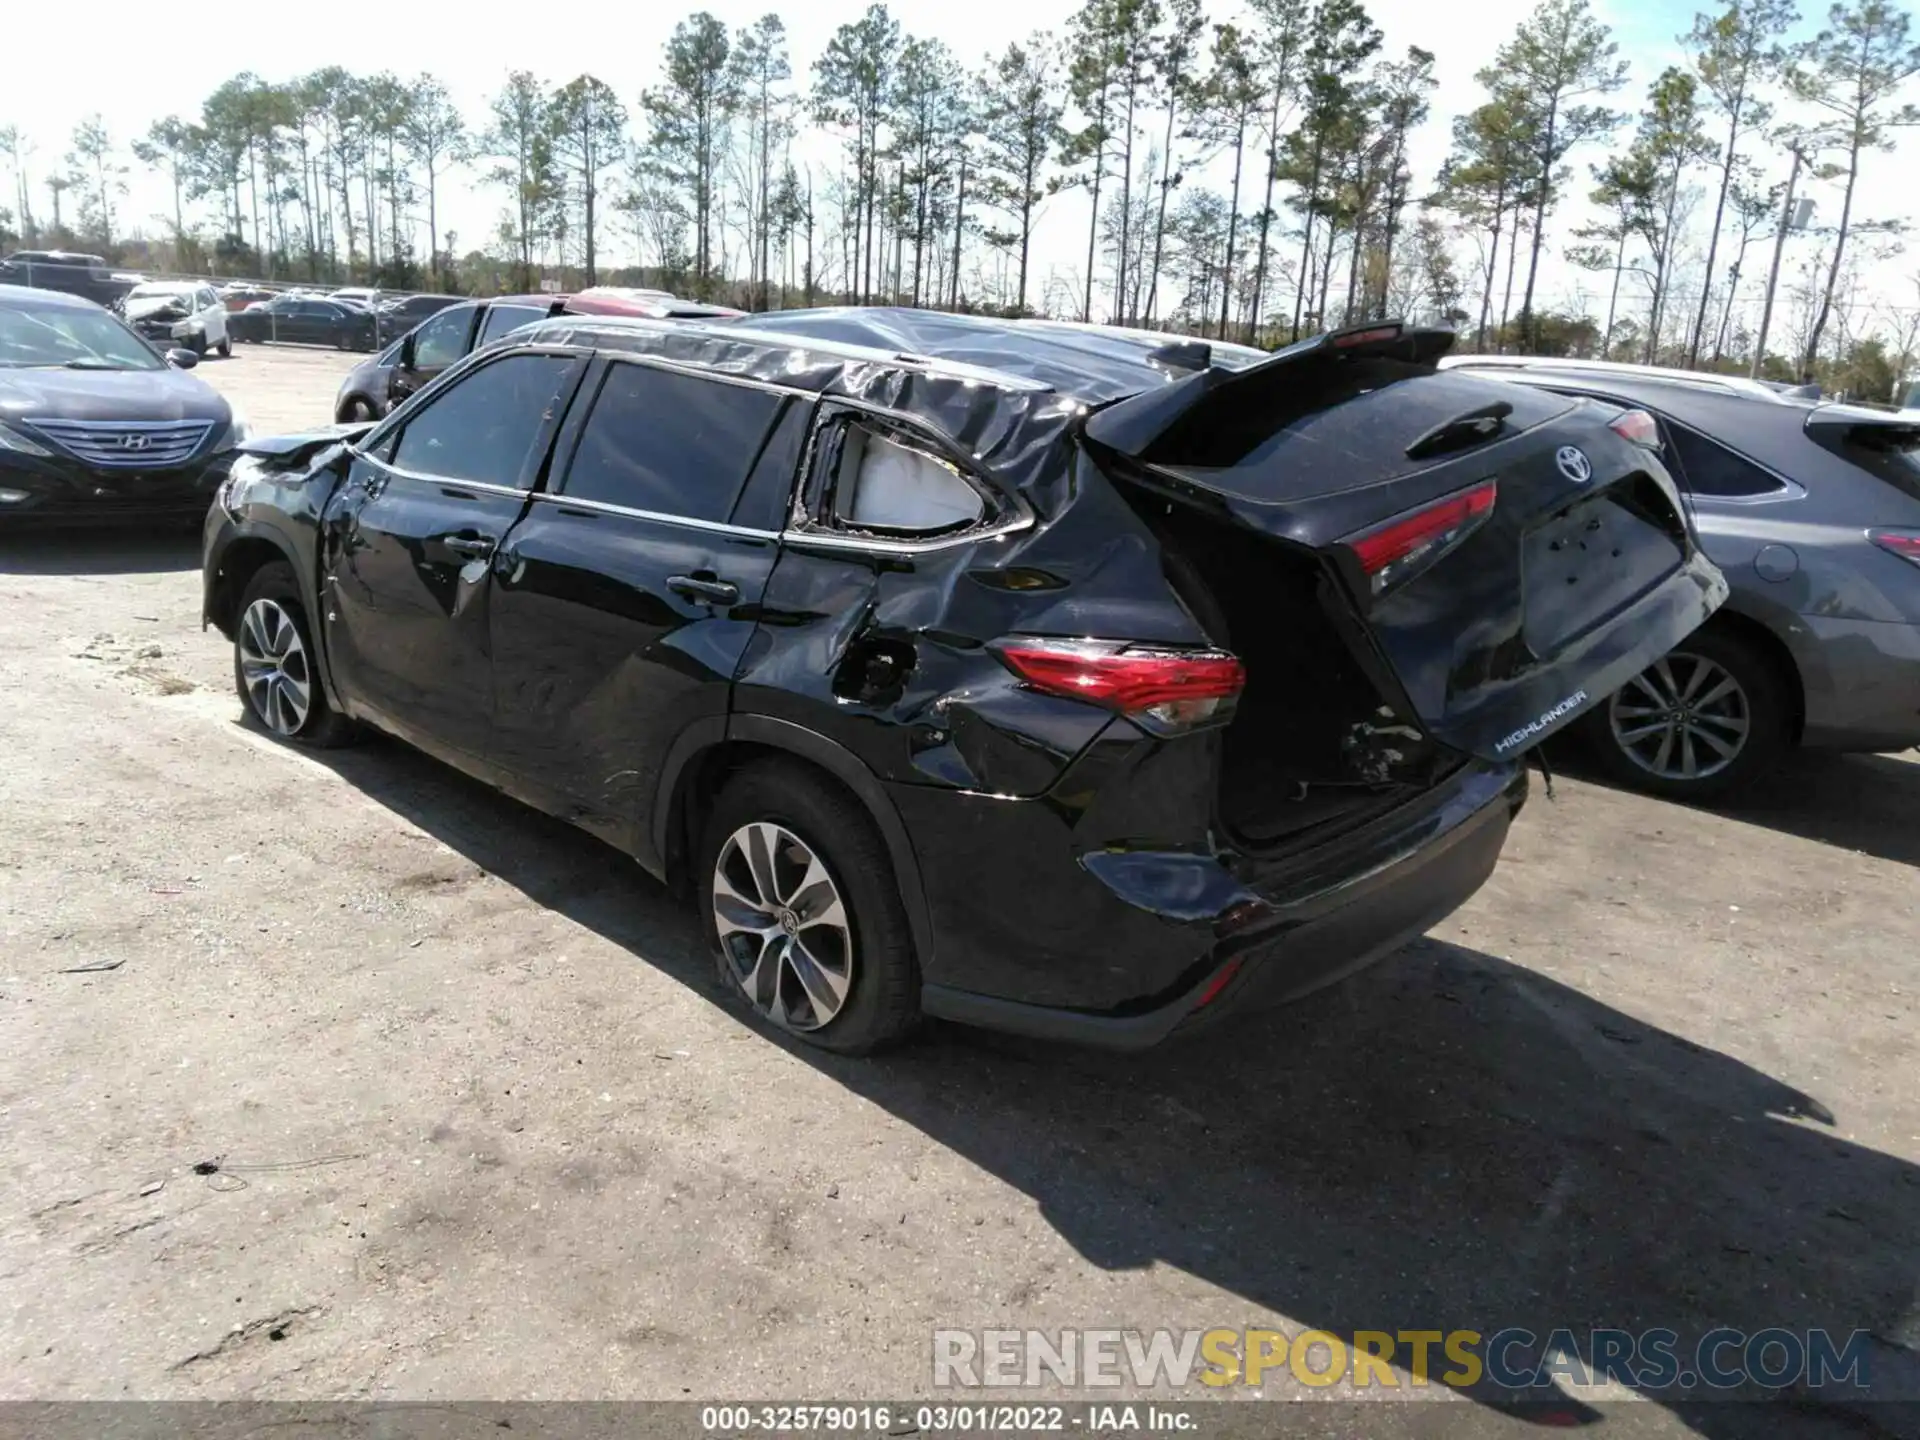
top-left (121, 281), bottom-right (231, 358)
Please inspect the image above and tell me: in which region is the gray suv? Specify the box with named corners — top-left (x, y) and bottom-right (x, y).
top-left (1442, 356), bottom-right (1920, 800)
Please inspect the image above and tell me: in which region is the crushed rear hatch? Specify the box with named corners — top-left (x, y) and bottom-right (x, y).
top-left (1084, 322), bottom-right (1726, 840)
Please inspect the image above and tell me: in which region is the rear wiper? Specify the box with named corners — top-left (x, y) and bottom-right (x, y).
top-left (1404, 399), bottom-right (1513, 461)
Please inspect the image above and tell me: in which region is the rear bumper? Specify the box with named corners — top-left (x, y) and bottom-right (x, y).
top-left (917, 762), bottom-right (1526, 1050)
top-left (1795, 615), bottom-right (1920, 753)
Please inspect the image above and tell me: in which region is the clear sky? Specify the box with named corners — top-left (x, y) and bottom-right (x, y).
top-left (5, 0), bottom-right (1913, 332)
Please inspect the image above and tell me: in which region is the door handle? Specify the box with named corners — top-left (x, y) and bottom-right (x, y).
top-left (445, 535), bottom-right (496, 559)
top-left (668, 574), bottom-right (740, 605)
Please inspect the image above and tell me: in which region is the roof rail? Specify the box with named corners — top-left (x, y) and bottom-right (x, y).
top-left (1439, 354), bottom-right (1786, 400)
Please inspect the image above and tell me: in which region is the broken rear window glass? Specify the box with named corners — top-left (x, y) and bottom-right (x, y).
top-left (832, 425), bottom-right (984, 534)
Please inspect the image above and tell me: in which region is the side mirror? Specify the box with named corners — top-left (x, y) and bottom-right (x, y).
top-left (165, 347), bottom-right (200, 370)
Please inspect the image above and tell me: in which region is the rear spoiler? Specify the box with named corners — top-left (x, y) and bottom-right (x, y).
top-left (1083, 319), bottom-right (1458, 460)
top-left (1803, 405), bottom-right (1920, 444)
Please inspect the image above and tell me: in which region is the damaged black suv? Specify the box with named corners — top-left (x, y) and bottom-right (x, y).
top-left (201, 309), bottom-right (1725, 1052)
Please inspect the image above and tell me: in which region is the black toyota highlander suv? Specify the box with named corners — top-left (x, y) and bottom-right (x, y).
top-left (200, 308), bottom-right (1726, 1052)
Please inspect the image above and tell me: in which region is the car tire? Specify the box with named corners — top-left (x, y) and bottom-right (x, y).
top-left (1584, 625), bottom-right (1793, 803)
top-left (336, 396), bottom-right (377, 424)
top-left (697, 760), bottom-right (920, 1054)
top-left (217, 336), bottom-right (232, 358)
top-left (189, 334), bottom-right (207, 357)
top-left (232, 562), bottom-right (358, 748)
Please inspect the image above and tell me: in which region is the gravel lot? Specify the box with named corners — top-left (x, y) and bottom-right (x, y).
top-left (1, 342), bottom-right (1916, 1436)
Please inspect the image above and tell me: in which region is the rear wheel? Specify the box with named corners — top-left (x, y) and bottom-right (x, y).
top-left (697, 762), bottom-right (919, 1054)
top-left (232, 562), bottom-right (358, 747)
top-left (216, 335), bottom-right (232, 358)
top-left (1585, 626), bottom-right (1793, 802)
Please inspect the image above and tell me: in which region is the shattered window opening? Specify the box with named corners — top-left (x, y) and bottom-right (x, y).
top-left (823, 421), bottom-right (987, 539)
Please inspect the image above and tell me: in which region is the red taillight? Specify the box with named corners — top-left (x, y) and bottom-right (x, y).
top-left (1870, 530), bottom-right (1920, 567)
top-left (1343, 480), bottom-right (1498, 598)
top-left (1193, 958), bottom-right (1243, 1010)
top-left (1609, 408), bottom-right (1661, 449)
top-left (992, 637), bottom-right (1246, 732)
top-left (1333, 324), bottom-right (1403, 348)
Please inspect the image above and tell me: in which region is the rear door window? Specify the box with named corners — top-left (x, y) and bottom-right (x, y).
top-left (412, 306), bottom-right (472, 369)
top-left (392, 353), bottom-right (579, 489)
top-left (1809, 422), bottom-right (1920, 503)
top-left (1665, 422), bottom-right (1789, 498)
top-left (556, 360), bottom-right (783, 523)
top-left (478, 303), bottom-right (547, 347)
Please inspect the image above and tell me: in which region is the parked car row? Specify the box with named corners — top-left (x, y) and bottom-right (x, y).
top-left (8, 270), bottom-right (1916, 1059)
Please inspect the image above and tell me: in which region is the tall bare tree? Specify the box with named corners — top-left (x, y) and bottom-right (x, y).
top-left (977, 35), bottom-right (1066, 315)
top-left (1682, 0), bottom-right (1798, 364)
top-left (1789, 0), bottom-right (1920, 376)
top-left (1487, 0), bottom-right (1627, 350)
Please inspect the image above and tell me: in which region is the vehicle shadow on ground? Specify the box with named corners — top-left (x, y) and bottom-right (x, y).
top-left (0, 527), bottom-right (201, 576)
top-left (1548, 741), bottom-right (1920, 871)
top-left (303, 729), bottom-right (1920, 1439)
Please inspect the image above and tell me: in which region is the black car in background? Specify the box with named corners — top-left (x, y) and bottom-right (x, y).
top-left (203, 309), bottom-right (1724, 1053)
top-left (333, 294), bottom-right (563, 420)
top-left (1, 286), bottom-right (247, 523)
top-left (372, 292), bottom-right (463, 330)
top-left (229, 295), bottom-right (379, 350)
top-left (0, 250), bottom-right (139, 309)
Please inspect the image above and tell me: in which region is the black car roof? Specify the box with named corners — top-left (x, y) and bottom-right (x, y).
top-left (716, 307), bottom-right (1270, 403)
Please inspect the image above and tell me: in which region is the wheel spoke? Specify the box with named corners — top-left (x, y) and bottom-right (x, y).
top-left (1678, 656), bottom-right (1714, 703)
top-left (1625, 673), bottom-right (1668, 709)
top-left (787, 938), bottom-right (850, 1020)
top-left (240, 602), bottom-right (272, 661)
top-left (1693, 710), bottom-right (1749, 737)
top-left (1651, 728), bottom-right (1675, 773)
top-left (1691, 723), bottom-right (1741, 760)
top-left (1680, 728), bottom-right (1699, 777)
top-left (1694, 674), bottom-right (1741, 710)
top-left (1613, 701), bottom-right (1666, 719)
top-left (743, 824), bottom-right (783, 912)
top-left (1652, 658), bottom-right (1680, 705)
top-left (1617, 719), bottom-right (1671, 744)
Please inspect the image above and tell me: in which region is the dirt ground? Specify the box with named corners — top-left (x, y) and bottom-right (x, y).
top-left (1, 342), bottom-right (1916, 1437)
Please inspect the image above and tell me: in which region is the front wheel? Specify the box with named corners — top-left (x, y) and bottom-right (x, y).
top-left (232, 562), bottom-right (358, 747)
top-left (1584, 626), bottom-right (1793, 802)
top-left (217, 335), bottom-right (232, 358)
top-left (697, 762), bottom-right (920, 1054)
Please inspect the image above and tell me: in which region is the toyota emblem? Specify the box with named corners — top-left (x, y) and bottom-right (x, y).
top-left (1554, 445), bottom-right (1592, 484)
top-left (118, 434), bottom-right (152, 452)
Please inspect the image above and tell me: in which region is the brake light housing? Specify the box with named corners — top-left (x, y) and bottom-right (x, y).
top-left (1341, 480), bottom-right (1498, 599)
top-left (991, 637), bottom-right (1246, 733)
top-left (1609, 409), bottom-right (1661, 450)
top-left (1870, 530), bottom-right (1920, 567)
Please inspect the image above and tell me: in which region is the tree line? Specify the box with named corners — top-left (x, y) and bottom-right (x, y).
top-left (2, 0), bottom-right (1918, 387)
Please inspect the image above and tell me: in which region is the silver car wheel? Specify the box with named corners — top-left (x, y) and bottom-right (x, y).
top-left (1608, 651), bottom-right (1751, 782)
top-left (712, 822), bottom-right (854, 1033)
top-left (238, 598), bottom-right (312, 736)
